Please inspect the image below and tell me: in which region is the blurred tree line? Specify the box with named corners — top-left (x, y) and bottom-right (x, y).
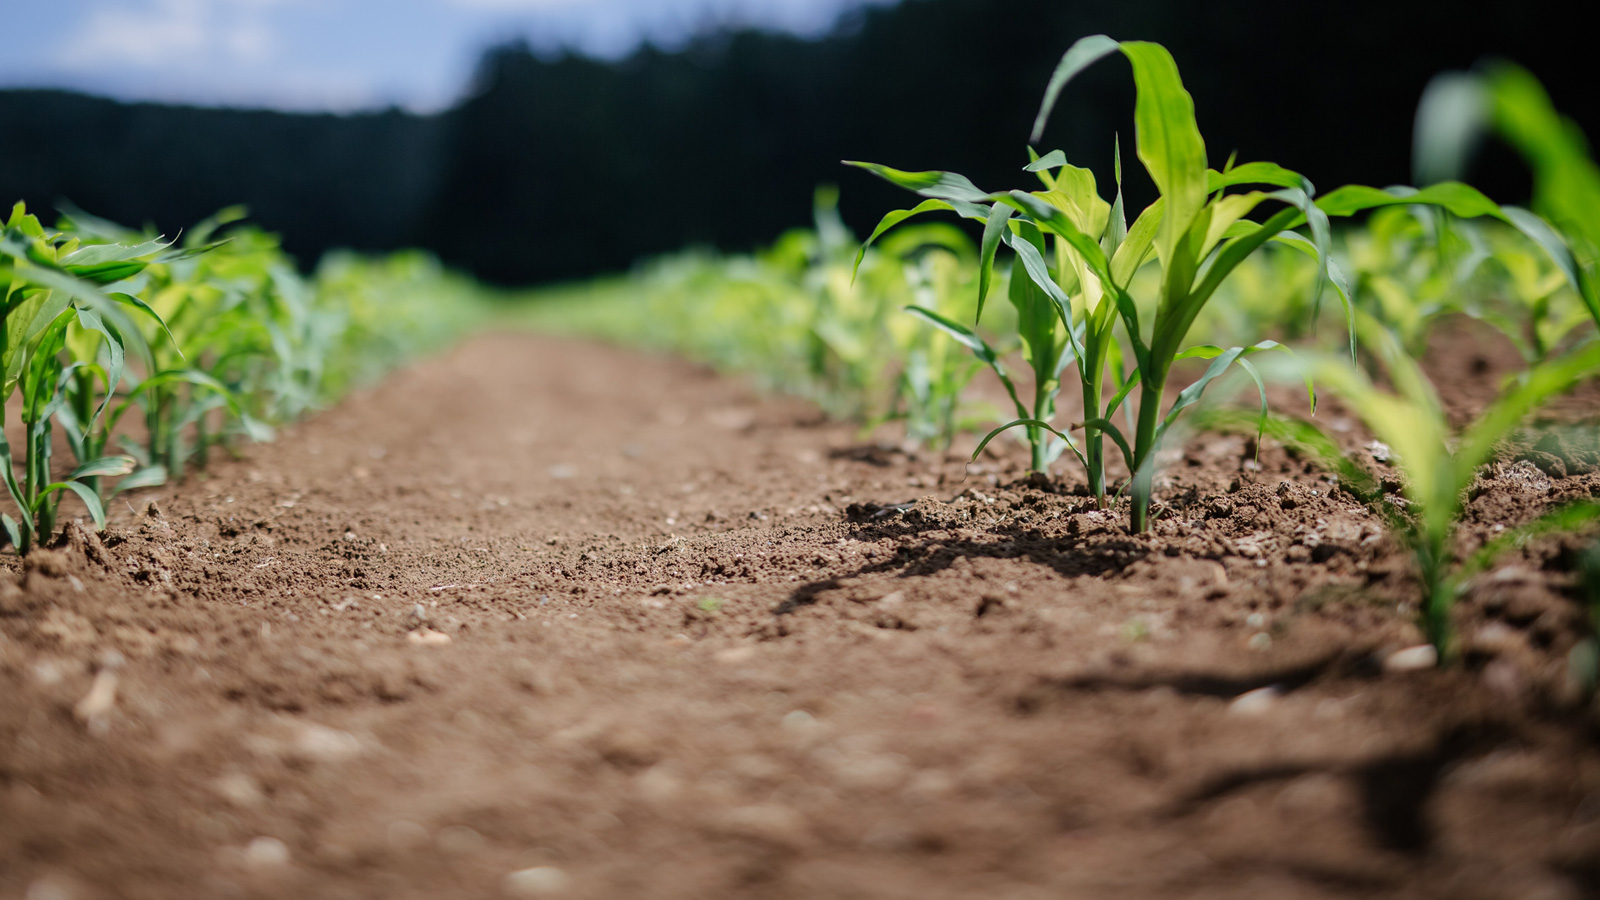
top-left (1, 0), bottom-right (1592, 285)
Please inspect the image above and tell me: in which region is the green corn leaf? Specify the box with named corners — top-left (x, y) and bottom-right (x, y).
top-left (1120, 41), bottom-right (1208, 275)
top-left (853, 198), bottom-right (958, 281)
top-left (905, 305), bottom-right (1001, 367)
top-left (972, 418), bottom-right (1076, 462)
top-left (1025, 150), bottom-right (1069, 172)
top-left (1030, 34), bottom-right (1122, 145)
top-left (997, 191), bottom-right (1117, 293)
top-left (1080, 416), bottom-right (1136, 469)
top-left (1499, 206), bottom-right (1595, 326)
top-left (57, 236), bottom-right (172, 268)
top-left (1207, 162), bottom-right (1314, 195)
top-left (75, 307), bottom-right (126, 424)
top-left (842, 161), bottom-right (993, 204)
top-left (112, 465), bottom-right (169, 495)
top-left (1003, 228), bottom-right (1077, 328)
top-left (38, 481), bottom-right (107, 531)
top-left (1103, 135), bottom-right (1129, 260)
top-left (1485, 63), bottom-right (1600, 255)
top-left (977, 201), bottom-right (1015, 321)
top-left (1312, 182), bottom-right (1506, 221)
top-left (1455, 341), bottom-right (1600, 487)
top-left (1, 514), bottom-right (20, 550)
top-left (1464, 501), bottom-right (1600, 577)
top-left (68, 456), bottom-right (137, 480)
top-left (1192, 408), bottom-right (1379, 499)
top-left (1103, 367), bottom-right (1143, 421)
top-left (1111, 197), bottom-right (1163, 288)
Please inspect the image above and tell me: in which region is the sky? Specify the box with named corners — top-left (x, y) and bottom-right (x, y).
top-left (1, 0), bottom-right (894, 113)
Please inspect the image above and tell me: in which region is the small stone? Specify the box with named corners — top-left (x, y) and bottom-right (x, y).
top-left (876, 590), bottom-right (906, 609)
top-left (24, 874), bottom-right (78, 900)
top-left (1384, 644), bottom-right (1438, 672)
top-left (1466, 621), bottom-right (1521, 657)
top-left (714, 645), bottom-right (756, 665)
top-left (1483, 658), bottom-right (1526, 703)
top-left (781, 709), bottom-right (819, 736)
top-left (214, 773), bottom-right (265, 808)
top-left (436, 825), bottom-right (486, 855)
top-left (244, 836), bottom-right (290, 870)
top-left (1247, 632), bottom-right (1272, 651)
top-left (407, 628), bottom-right (452, 645)
top-left (72, 671), bottom-right (118, 726)
top-left (291, 722), bottom-right (362, 764)
top-left (504, 866), bottom-right (571, 896)
top-left (1228, 685), bottom-right (1280, 716)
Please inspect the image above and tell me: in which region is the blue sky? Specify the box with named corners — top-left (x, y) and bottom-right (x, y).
top-left (2, 0), bottom-right (893, 113)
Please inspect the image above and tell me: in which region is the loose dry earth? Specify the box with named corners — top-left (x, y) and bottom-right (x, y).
top-left (3, 332), bottom-right (1599, 900)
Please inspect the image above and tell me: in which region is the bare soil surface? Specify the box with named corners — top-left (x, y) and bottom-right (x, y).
top-left (4, 332), bottom-right (1599, 900)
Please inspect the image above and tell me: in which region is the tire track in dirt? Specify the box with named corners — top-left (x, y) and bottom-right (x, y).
top-left (3, 333), bottom-right (1598, 900)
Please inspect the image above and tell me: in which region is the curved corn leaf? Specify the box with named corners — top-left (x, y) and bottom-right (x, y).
top-left (68, 456), bottom-right (137, 480)
top-left (841, 161), bottom-right (993, 204)
top-left (112, 465), bottom-right (169, 496)
top-left (38, 481), bottom-right (107, 531)
top-left (1030, 34), bottom-right (1121, 144)
top-left (977, 201), bottom-right (1014, 320)
top-left (1025, 149), bottom-right (1069, 173)
top-left (972, 418), bottom-right (1076, 462)
top-left (852, 198), bottom-right (958, 281)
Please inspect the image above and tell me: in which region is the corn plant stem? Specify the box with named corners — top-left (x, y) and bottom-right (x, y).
top-left (1129, 375), bottom-right (1166, 533)
top-left (1417, 541), bottom-right (1454, 658)
top-left (1080, 334), bottom-right (1111, 504)
top-left (1029, 379), bottom-right (1052, 472)
top-left (72, 369), bottom-right (102, 497)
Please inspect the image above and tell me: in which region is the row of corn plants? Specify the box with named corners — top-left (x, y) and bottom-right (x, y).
top-left (522, 40), bottom-right (1599, 662)
top-left (517, 187), bottom-right (1008, 449)
top-left (2, 204), bottom-right (482, 554)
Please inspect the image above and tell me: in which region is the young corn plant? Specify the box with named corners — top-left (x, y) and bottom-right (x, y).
top-left (851, 35), bottom-right (1573, 532)
top-left (1, 202), bottom-right (168, 552)
top-left (850, 37), bottom-right (1336, 527)
top-left (1415, 63), bottom-right (1600, 352)
top-left (1254, 313), bottom-right (1600, 657)
top-left (890, 244), bottom-right (987, 449)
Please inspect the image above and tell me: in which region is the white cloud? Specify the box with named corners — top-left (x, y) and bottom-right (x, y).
top-left (59, 0), bottom-right (287, 70)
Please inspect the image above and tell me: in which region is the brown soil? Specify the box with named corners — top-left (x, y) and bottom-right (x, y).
top-left (3, 331), bottom-right (1599, 900)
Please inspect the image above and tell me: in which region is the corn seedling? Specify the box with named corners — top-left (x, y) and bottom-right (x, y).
top-left (852, 36), bottom-right (1575, 533)
top-left (1415, 63), bottom-right (1600, 339)
top-left (849, 37), bottom-right (1336, 528)
top-left (0, 202), bottom-right (175, 552)
top-left (1250, 313), bottom-right (1600, 657)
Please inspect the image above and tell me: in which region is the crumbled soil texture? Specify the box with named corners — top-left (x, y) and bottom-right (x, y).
top-left (4, 330), bottom-right (1600, 900)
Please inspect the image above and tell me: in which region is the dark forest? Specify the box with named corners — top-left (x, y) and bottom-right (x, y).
top-left (2, 0), bottom-right (1593, 284)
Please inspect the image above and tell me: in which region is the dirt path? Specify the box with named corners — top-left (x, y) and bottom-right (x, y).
top-left (3, 333), bottom-right (1598, 900)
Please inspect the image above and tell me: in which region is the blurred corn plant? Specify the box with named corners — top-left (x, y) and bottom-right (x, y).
top-left (1246, 313), bottom-right (1600, 658)
top-left (1, 202), bottom-right (174, 552)
top-left (1337, 205), bottom-right (1594, 362)
top-left (519, 189), bottom-right (996, 448)
top-left (3, 201), bottom-right (483, 554)
top-left (1414, 63), bottom-right (1600, 353)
